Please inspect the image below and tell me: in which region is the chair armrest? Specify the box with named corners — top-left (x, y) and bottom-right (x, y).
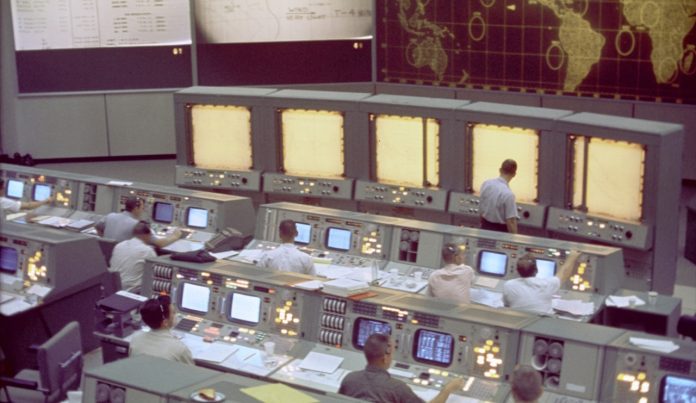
top-left (0, 376), bottom-right (39, 390)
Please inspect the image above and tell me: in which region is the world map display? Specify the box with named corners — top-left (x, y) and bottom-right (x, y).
top-left (377, 0), bottom-right (696, 104)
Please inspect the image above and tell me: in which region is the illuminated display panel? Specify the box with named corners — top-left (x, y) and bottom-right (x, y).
top-left (471, 124), bottom-right (539, 202)
top-left (281, 109), bottom-right (344, 178)
top-left (572, 137), bottom-right (645, 221)
top-left (375, 115), bottom-right (439, 187)
top-left (191, 105), bottom-right (253, 170)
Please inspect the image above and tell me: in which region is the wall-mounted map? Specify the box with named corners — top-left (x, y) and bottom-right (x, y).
top-left (377, 0), bottom-right (696, 104)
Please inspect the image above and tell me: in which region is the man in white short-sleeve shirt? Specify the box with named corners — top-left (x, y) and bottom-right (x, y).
top-left (427, 243), bottom-right (475, 304)
top-left (109, 222), bottom-right (157, 293)
top-left (479, 159), bottom-right (519, 234)
top-left (503, 251), bottom-right (581, 314)
top-left (129, 296), bottom-right (193, 365)
top-left (258, 219), bottom-right (316, 275)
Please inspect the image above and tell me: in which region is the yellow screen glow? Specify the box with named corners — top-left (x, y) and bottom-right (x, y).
top-left (375, 115), bottom-right (439, 187)
top-left (191, 105), bottom-right (253, 170)
top-left (281, 109), bottom-right (344, 178)
top-left (472, 124), bottom-right (539, 202)
top-left (574, 137), bottom-right (644, 221)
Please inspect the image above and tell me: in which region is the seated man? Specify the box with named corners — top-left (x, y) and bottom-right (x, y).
top-left (510, 365), bottom-right (544, 403)
top-left (97, 196), bottom-right (181, 247)
top-left (427, 243), bottom-right (475, 304)
top-left (129, 295), bottom-right (194, 365)
top-left (258, 219), bottom-right (316, 275)
top-left (109, 222), bottom-right (156, 293)
top-left (339, 333), bottom-right (464, 403)
top-left (503, 251), bottom-right (581, 314)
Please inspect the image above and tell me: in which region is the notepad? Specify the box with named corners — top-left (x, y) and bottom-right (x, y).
top-left (240, 383), bottom-right (318, 403)
top-left (474, 276), bottom-right (500, 289)
top-left (292, 280), bottom-right (324, 290)
top-left (298, 352), bottom-right (344, 374)
top-left (195, 343), bottom-right (238, 363)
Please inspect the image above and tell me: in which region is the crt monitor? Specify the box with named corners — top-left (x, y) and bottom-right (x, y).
top-left (32, 183), bottom-right (51, 201)
top-left (352, 318), bottom-right (392, 350)
top-left (153, 202), bottom-right (175, 223)
top-left (660, 375), bottom-right (696, 403)
top-left (6, 179), bottom-right (24, 199)
top-left (186, 207), bottom-right (208, 229)
top-left (177, 282), bottom-right (211, 315)
top-left (227, 292), bottom-right (262, 325)
top-left (326, 227), bottom-right (351, 251)
top-left (0, 247), bottom-right (18, 274)
top-left (294, 222), bottom-right (311, 245)
top-left (535, 259), bottom-right (557, 279)
top-left (413, 329), bottom-right (455, 367)
top-left (477, 250), bottom-right (508, 277)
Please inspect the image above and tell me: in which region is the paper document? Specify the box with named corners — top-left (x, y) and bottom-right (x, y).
top-left (107, 180), bottom-right (132, 186)
top-left (629, 337), bottom-right (679, 353)
top-left (6, 212), bottom-right (26, 221)
top-left (475, 277), bottom-right (500, 289)
top-left (116, 290), bottom-right (148, 301)
top-left (0, 298), bottom-right (34, 316)
top-left (314, 263), bottom-right (355, 279)
top-left (299, 352), bottom-right (344, 374)
top-left (209, 250), bottom-right (238, 260)
top-left (165, 239), bottom-right (204, 253)
top-left (27, 284), bottom-right (51, 298)
top-left (240, 384), bottom-right (318, 403)
top-left (293, 280), bottom-right (324, 291)
top-left (194, 343), bottom-right (238, 363)
top-left (235, 249), bottom-right (265, 263)
top-left (470, 288), bottom-right (504, 308)
top-left (552, 299), bottom-right (595, 316)
top-left (38, 216), bottom-right (72, 228)
top-left (0, 294), bottom-right (15, 304)
top-left (606, 295), bottom-right (646, 307)
top-left (66, 219), bottom-right (94, 230)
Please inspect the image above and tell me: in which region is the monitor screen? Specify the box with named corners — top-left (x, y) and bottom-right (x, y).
top-left (535, 259), bottom-right (557, 279)
top-left (660, 375), bottom-right (696, 403)
top-left (178, 282), bottom-right (211, 314)
top-left (477, 251), bottom-right (508, 277)
top-left (6, 180), bottom-right (24, 199)
top-left (326, 227), bottom-right (351, 251)
top-left (32, 184), bottom-right (51, 202)
top-left (352, 318), bottom-right (392, 350)
top-left (294, 222), bottom-right (311, 245)
top-left (186, 207), bottom-right (208, 228)
top-left (228, 293), bottom-right (261, 325)
top-left (0, 247), bottom-right (18, 274)
top-left (153, 202), bottom-right (175, 223)
top-left (413, 329), bottom-right (454, 367)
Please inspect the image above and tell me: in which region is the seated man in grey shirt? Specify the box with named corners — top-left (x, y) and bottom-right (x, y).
top-left (97, 196), bottom-right (182, 248)
top-left (339, 333), bottom-right (464, 403)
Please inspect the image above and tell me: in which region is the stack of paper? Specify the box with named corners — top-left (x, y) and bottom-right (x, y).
top-left (606, 295), bottom-right (646, 307)
top-left (552, 299), bottom-right (595, 316)
top-left (38, 216), bottom-right (72, 228)
top-left (66, 219), bottom-right (94, 231)
top-left (322, 278), bottom-right (369, 297)
top-left (292, 280), bottom-right (324, 291)
top-left (629, 337), bottom-right (679, 353)
top-left (298, 352), bottom-right (344, 373)
top-left (470, 288), bottom-right (504, 308)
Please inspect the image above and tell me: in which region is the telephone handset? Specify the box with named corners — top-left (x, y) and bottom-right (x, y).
top-left (205, 227), bottom-right (252, 252)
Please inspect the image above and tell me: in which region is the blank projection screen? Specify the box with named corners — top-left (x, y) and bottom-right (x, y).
top-left (472, 125), bottom-right (539, 202)
top-left (281, 109), bottom-right (344, 178)
top-left (375, 115), bottom-right (439, 187)
top-left (191, 105), bottom-right (253, 170)
top-left (580, 138), bottom-right (645, 221)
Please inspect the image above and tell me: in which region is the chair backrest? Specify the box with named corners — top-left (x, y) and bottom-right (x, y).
top-left (677, 315), bottom-right (696, 340)
top-left (36, 321), bottom-right (83, 402)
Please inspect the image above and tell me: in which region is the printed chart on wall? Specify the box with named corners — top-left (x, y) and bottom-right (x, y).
top-left (377, 0), bottom-right (696, 103)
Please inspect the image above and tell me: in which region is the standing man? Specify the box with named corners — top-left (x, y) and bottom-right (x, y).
top-left (109, 222), bottom-right (157, 293)
top-left (258, 219), bottom-right (316, 275)
top-left (339, 333), bottom-right (464, 403)
top-left (479, 159), bottom-right (519, 234)
top-left (503, 251), bottom-right (581, 314)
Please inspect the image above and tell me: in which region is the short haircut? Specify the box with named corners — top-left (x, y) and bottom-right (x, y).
top-left (516, 254), bottom-right (537, 278)
top-left (442, 243), bottom-right (462, 264)
top-left (124, 197), bottom-right (141, 212)
top-left (140, 295), bottom-right (171, 330)
top-left (133, 221), bottom-right (151, 237)
top-left (511, 365), bottom-right (543, 402)
top-left (501, 159), bottom-right (518, 176)
top-left (363, 333), bottom-right (390, 364)
top-left (279, 219), bottom-right (297, 238)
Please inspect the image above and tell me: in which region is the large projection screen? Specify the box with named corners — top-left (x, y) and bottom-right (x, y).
top-left (375, 115), bottom-right (439, 188)
top-left (472, 124), bottom-right (539, 203)
top-left (281, 109), bottom-right (345, 178)
top-left (191, 105), bottom-right (253, 171)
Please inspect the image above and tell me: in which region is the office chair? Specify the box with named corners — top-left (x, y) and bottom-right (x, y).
top-left (677, 314), bottom-right (696, 341)
top-left (0, 321), bottom-right (83, 403)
